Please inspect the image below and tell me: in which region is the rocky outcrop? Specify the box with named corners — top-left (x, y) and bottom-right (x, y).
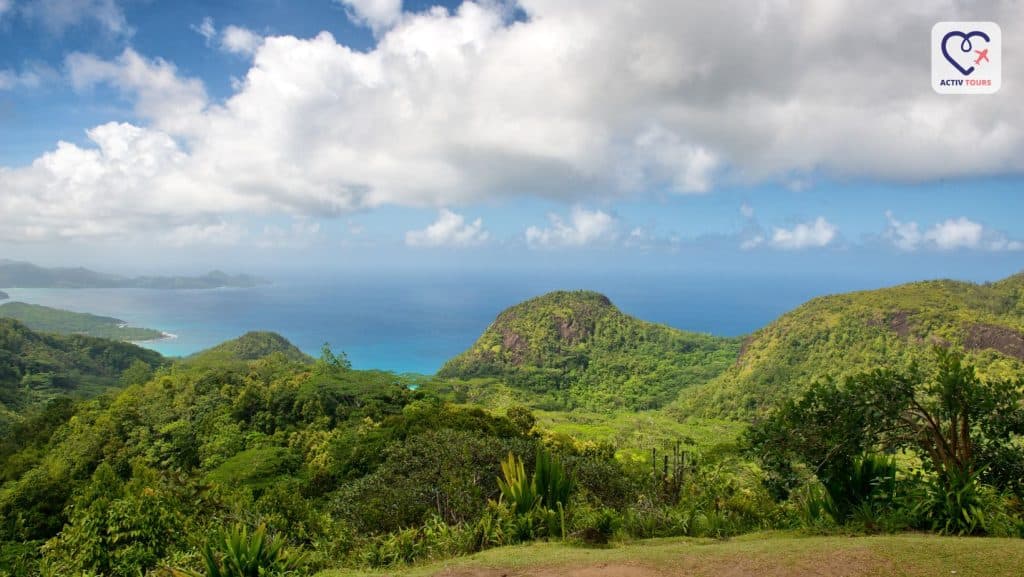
top-left (964, 324), bottom-right (1024, 361)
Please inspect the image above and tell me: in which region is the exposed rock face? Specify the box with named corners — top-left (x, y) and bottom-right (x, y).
top-left (555, 316), bottom-right (591, 345)
top-left (867, 310), bottom-right (913, 337)
top-left (887, 311), bottom-right (912, 337)
top-left (501, 330), bottom-right (528, 364)
top-left (965, 324), bottom-right (1024, 361)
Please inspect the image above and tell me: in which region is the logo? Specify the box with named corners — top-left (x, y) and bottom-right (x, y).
top-left (932, 22), bottom-right (1001, 94)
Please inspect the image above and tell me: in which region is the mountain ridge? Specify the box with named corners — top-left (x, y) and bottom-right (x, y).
top-left (0, 260), bottom-right (265, 289)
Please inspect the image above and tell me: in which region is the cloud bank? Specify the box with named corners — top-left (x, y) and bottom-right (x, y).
top-left (2, 1), bottom-right (1023, 243)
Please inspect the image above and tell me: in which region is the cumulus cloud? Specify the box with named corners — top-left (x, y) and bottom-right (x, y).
top-left (405, 208), bottom-right (488, 247)
top-left (221, 26), bottom-right (263, 56)
top-left (770, 217), bottom-right (837, 250)
top-left (4, 1), bottom-right (1024, 243)
top-left (885, 212), bottom-right (1022, 252)
top-left (526, 207), bottom-right (617, 249)
top-left (336, 0), bottom-right (403, 33)
top-left (21, 0), bottom-right (130, 36)
top-left (66, 49), bottom-right (208, 136)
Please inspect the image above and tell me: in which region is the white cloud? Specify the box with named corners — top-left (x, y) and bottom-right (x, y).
top-left (625, 125), bottom-right (719, 194)
top-left (5, 1), bottom-right (1024, 244)
top-left (883, 211), bottom-right (922, 251)
top-left (0, 0), bottom-right (11, 19)
top-left (884, 212), bottom-right (1022, 252)
top-left (21, 0), bottom-right (130, 36)
top-left (191, 17), bottom-right (217, 44)
top-left (221, 26), bottom-right (263, 56)
top-left (66, 49), bottom-right (208, 136)
top-left (526, 207), bottom-right (617, 249)
top-left (336, 0), bottom-right (402, 33)
top-left (405, 208), bottom-right (488, 247)
top-left (770, 217), bottom-right (837, 250)
top-left (924, 217), bottom-right (984, 250)
top-left (740, 202), bottom-right (754, 219)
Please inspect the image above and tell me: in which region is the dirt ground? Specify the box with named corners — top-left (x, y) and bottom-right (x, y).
top-left (431, 548), bottom-right (895, 577)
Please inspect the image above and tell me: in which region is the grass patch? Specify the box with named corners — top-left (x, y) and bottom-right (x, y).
top-left (316, 532), bottom-right (1024, 577)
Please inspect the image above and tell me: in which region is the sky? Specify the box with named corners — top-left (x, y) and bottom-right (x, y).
top-left (1, 0), bottom-right (1023, 282)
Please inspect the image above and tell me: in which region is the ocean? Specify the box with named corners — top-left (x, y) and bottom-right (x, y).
top-left (0, 270), bottom-right (900, 374)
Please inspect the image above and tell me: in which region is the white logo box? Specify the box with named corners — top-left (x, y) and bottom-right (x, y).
top-left (931, 21), bottom-right (1001, 95)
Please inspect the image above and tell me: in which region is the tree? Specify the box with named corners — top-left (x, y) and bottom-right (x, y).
top-left (748, 348), bottom-right (1024, 497)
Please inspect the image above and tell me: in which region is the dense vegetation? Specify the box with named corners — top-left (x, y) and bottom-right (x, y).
top-left (0, 302), bottom-right (164, 342)
top-left (185, 332), bottom-right (313, 368)
top-left (0, 319), bottom-right (164, 433)
top-left (0, 260), bottom-right (263, 289)
top-left (0, 276), bottom-right (1022, 576)
top-left (676, 274), bottom-right (1024, 418)
top-left (439, 291), bottom-right (740, 411)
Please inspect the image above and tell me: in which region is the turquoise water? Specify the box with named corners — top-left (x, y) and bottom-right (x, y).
top-left (0, 271), bottom-right (895, 374)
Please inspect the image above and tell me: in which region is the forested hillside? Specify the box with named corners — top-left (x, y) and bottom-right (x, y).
top-left (675, 274), bottom-right (1024, 418)
top-left (0, 302), bottom-right (164, 342)
top-left (439, 291), bottom-right (740, 410)
top-left (0, 319), bottom-right (164, 432)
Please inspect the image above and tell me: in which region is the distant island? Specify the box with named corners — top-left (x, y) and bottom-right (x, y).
top-left (0, 290), bottom-right (7, 300)
top-left (0, 260), bottom-right (265, 289)
top-left (0, 302), bottom-right (168, 342)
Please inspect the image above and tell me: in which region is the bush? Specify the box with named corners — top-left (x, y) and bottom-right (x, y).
top-left (821, 454), bottom-right (897, 528)
top-left (910, 469), bottom-right (1018, 536)
top-left (571, 505), bottom-right (621, 545)
top-left (176, 524), bottom-right (306, 577)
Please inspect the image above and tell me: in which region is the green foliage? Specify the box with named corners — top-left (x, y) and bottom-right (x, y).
top-left (908, 468), bottom-right (1019, 536)
top-left (0, 318), bottom-right (163, 432)
top-left (315, 343), bottom-right (351, 374)
top-left (186, 332), bottom-right (312, 367)
top-left (206, 447), bottom-right (300, 489)
top-left (497, 453), bottom-right (538, 516)
top-left (678, 276), bottom-right (1024, 418)
top-left (533, 449), bottom-right (573, 510)
top-left (41, 462), bottom-right (187, 577)
top-left (439, 291), bottom-right (740, 411)
top-left (0, 302), bottom-right (164, 341)
top-left (196, 525), bottom-right (305, 577)
top-left (820, 454), bottom-right (897, 527)
top-left (747, 349), bottom-right (1024, 500)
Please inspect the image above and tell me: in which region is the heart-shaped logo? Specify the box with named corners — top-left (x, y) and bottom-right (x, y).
top-left (941, 30), bottom-right (990, 76)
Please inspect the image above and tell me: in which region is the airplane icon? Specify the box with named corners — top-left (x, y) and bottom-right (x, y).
top-left (974, 49), bottom-right (990, 65)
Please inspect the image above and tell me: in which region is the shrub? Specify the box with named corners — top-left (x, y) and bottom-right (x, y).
top-left (189, 524), bottom-right (306, 577)
top-left (821, 454), bottom-right (897, 528)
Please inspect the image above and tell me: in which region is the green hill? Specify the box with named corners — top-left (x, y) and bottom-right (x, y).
top-left (0, 302), bottom-right (164, 342)
top-left (0, 319), bottom-right (164, 431)
top-left (438, 291), bottom-right (740, 410)
top-left (675, 274), bottom-right (1024, 418)
top-left (185, 331), bottom-right (313, 366)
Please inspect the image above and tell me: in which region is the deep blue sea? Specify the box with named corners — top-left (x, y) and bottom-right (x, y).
top-left (0, 271), bottom-right (923, 374)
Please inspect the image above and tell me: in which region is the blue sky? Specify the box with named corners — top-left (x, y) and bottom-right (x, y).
top-left (0, 1), bottom-right (1022, 283)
